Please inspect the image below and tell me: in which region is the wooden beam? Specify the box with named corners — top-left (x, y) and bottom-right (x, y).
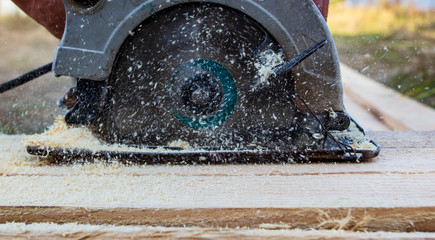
top-left (0, 131), bottom-right (434, 232)
top-left (1, 223), bottom-right (435, 240)
top-left (1, 207), bottom-right (435, 232)
top-left (341, 64), bottom-right (435, 131)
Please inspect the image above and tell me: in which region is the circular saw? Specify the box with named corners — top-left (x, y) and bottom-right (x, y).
top-left (6, 0), bottom-right (380, 162)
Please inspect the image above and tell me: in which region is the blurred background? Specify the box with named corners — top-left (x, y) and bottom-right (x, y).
top-left (0, 0), bottom-right (434, 134)
top-left (329, 0), bottom-right (435, 108)
top-left (0, 1), bottom-right (71, 134)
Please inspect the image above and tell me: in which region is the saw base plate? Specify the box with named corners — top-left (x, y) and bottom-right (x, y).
top-left (27, 145), bottom-right (380, 164)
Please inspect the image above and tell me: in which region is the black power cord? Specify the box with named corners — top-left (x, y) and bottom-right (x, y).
top-left (0, 62), bottom-right (53, 94)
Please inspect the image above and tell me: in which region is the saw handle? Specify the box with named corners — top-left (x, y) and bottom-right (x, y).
top-left (11, 0), bottom-right (65, 39)
top-left (0, 62), bottom-right (53, 94)
top-left (313, 0), bottom-right (329, 21)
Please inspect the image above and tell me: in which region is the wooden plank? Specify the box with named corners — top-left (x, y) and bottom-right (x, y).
top-left (1, 223), bottom-right (435, 240)
top-left (341, 64), bottom-right (435, 131)
top-left (343, 92), bottom-right (391, 131)
top-left (0, 131), bottom-right (434, 232)
top-left (2, 131), bottom-right (434, 177)
top-left (1, 207), bottom-right (435, 232)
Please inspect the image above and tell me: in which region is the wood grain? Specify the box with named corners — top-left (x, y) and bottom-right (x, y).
top-left (341, 64), bottom-right (435, 131)
top-left (0, 131), bottom-right (434, 232)
top-left (1, 207), bottom-right (435, 232)
top-left (1, 223), bottom-right (435, 240)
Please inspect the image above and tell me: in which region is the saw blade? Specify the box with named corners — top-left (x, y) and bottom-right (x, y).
top-left (91, 3), bottom-right (320, 149)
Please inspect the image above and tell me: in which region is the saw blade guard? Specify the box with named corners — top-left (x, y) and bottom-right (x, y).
top-left (55, 0), bottom-right (342, 113)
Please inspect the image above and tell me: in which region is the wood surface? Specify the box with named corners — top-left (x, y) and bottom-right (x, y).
top-left (341, 64), bottom-right (435, 131)
top-left (0, 131), bottom-right (435, 234)
top-left (1, 223), bottom-right (435, 240)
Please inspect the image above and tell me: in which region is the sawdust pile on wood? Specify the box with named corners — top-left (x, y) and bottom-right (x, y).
top-left (23, 117), bottom-right (103, 150)
top-left (22, 116), bottom-right (192, 153)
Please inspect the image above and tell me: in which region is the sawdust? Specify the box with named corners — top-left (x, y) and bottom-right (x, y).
top-left (0, 135), bottom-right (142, 174)
top-left (317, 209), bottom-right (355, 230)
top-left (0, 134), bottom-right (49, 168)
top-left (22, 116), bottom-right (193, 153)
top-left (16, 115), bottom-right (377, 167)
top-left (253, 49), bottom-right (284, 88)
top-left (259, 210), bottom-right (373, 232)
top-left (316, 209), bottom-right (372, 231)
top-left (330, 121), bottom-right (378, 151)
top-left (23, 117), bottom-right (102, 150)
